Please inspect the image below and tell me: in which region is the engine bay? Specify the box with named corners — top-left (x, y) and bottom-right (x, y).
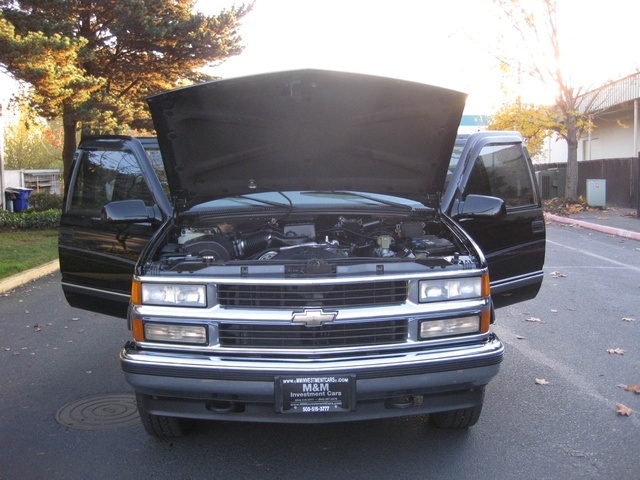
top-left (149, 212), bottom-right (471, 272)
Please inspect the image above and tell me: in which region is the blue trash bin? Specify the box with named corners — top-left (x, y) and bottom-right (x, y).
top-left (6, 187), bottom-right (32, 212)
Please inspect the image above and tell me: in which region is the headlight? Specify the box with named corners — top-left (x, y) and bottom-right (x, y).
top-left (144, 322), bottom-right (208, 344)
top-left (140, 283), bottom-right (207, 307)
top-left (419, 316), bottom-right (480, 339)
top-left (418, 276), bottom-right (486, 303)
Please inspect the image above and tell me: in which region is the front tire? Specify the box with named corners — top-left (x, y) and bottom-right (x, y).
top-left (430, 404), bottom-right (482, 429)
top-left (135, 393), bottom-right (194, 438)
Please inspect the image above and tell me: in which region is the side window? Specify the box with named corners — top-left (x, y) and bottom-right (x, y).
top-left (69, 149), bottom-right (153, 214)
top-left (464, 144), bottom-right (536, 207)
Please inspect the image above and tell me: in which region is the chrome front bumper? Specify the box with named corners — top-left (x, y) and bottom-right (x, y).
top-left (121, 334), bottom-right (504, 423)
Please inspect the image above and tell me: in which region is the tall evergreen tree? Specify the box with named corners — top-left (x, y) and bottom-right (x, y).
top-left (0, 0), bottom-right (252, 178)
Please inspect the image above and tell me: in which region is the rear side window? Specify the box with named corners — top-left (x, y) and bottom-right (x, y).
top-left (69, 149), bottom-right (154, 214)
top-left (464, 144), bottom-right (536, 207)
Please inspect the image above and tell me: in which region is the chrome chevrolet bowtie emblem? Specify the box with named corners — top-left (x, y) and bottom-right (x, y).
top-left (291, 309), bottom-right (337, 326)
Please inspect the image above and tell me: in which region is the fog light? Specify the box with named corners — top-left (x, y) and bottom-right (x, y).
top-left (144, 323), bottom-right (207, 344)
top-left (419, 316), bottom-right (480, 339)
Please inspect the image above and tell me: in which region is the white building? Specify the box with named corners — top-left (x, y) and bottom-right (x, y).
top-left (578, 72), bottom-right (640, 161)
top-left (537, 73), bottom-right (640, 208)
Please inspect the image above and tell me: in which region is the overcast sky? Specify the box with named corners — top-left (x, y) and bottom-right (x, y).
top-left (1, 0), bottom-right (638, 114)
top-left (200, 0), bottom-right (640, 113)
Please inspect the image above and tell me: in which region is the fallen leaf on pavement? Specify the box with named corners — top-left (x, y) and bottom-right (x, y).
top-left (607, 348), bottom-right (626, 355)
top-left (524, 316), bottom-right (544, 323)
top-left (622, 383), bottom-right (640, 393)
top-left (616, 403), bottom-right (632, 416)
top-left (535, 378), bottom-right (549, 385)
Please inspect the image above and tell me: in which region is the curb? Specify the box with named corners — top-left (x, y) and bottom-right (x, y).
top-left (545, 213), bottom-right (640, 241)
top-left (0, 260), bottom-right (60, 293)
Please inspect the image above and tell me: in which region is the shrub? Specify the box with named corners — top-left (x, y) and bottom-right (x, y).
top-left (0, 209), bottom-right (61, 229)
top-left (28, 193), bottom-right (63, 212)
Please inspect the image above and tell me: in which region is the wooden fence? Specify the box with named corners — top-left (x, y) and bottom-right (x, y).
top-left (535, 156), bottom-right (639, 210)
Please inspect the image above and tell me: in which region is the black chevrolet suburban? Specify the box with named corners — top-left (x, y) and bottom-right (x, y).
top-left (59, 69), bottom-right (545, 437)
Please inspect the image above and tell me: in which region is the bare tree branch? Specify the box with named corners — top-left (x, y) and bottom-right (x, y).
top-left (492, 0), bottom-right (595, 198)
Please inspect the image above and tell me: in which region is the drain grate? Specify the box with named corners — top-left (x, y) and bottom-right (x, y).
top-left (56, 393), bottom-right (140, 430)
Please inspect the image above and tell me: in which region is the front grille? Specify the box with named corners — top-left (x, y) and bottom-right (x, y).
top-left (218, 320), bottom-right (408, 349)
top-left (217, 281), bottom-right (408, 309)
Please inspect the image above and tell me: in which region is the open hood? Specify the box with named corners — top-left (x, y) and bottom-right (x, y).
top-left (147, 69), bottom-right (467, 209)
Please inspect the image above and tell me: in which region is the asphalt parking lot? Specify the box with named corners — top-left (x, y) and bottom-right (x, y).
top-left (1, 211), bottom-right (639, 479)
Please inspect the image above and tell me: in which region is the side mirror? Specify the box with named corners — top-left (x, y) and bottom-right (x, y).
top-left (457, 194), bottom-right (506, 218)
top-left (102, 199), bottom-right (161, 223)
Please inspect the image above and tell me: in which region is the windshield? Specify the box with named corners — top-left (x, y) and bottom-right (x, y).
top-left (444, 141), bottom-right (465, 191)
top-left (185, 191), bottom-right (428, 214)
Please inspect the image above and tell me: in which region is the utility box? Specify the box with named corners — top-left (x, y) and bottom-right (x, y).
top-left (535, 168), bottom-right (566, 199)
top-left (586, 179), bottom-right (606, 208)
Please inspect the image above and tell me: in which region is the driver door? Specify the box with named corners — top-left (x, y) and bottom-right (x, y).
top-left (59, 137), bottom-right (171, 318)
top-left (443, 132), bottom-right (546, 308)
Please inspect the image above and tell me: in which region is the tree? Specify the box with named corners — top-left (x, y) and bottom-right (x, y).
top-left (3, 99), bottom-right (63, 170)
top-left (488, 101), bottom-right (557, 158)
top-left (0, 0), bottom-right (252, 180)
top-left (493, 0), bottom-right (598, 198)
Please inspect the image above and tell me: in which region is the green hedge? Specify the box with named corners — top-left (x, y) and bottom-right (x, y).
top-left (29, 193), bottom-right (63, 212)
top-left (0, 209), bottom-right (61, 229)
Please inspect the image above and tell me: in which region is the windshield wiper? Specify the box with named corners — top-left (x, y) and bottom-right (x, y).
top-left (313, 190), bottom-right (423, 211)
top-left (228, 193), bottom-right (292, 209)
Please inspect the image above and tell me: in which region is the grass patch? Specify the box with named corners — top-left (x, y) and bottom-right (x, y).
top-left (0, 230), bottom-right (59, 279)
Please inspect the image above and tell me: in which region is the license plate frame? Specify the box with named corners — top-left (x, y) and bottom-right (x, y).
top-left (275, 375), bottom-right (355, 414)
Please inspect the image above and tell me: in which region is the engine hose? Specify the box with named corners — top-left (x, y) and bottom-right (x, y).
top-left (234, 231), bottom-right (309, 257)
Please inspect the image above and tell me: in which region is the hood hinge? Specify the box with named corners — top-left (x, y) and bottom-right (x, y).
top-left (172, 195), bottom-right (187, 218)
